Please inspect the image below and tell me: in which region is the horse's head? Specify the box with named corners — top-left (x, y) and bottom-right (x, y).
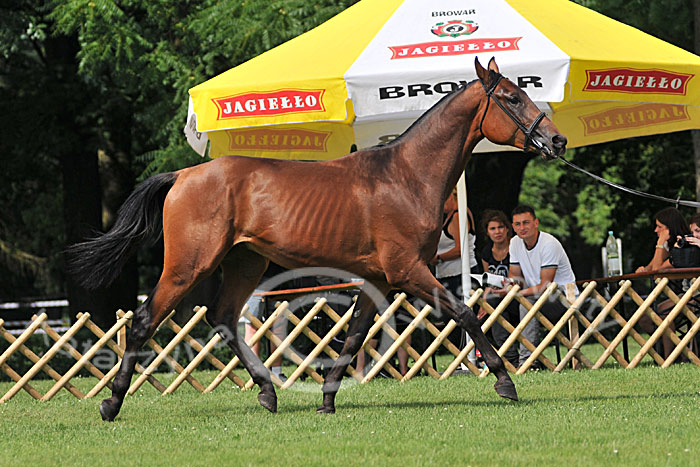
top-left (475, 57), bottom-right (567, 160)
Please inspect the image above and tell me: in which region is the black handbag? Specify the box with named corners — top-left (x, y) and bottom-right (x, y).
top-left (669, 242), bottom-right (700, 268)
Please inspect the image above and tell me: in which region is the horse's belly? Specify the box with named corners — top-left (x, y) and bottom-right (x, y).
top-left (245, 229), bottom-right (377, 273)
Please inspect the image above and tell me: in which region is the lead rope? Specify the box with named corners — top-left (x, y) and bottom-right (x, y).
top-left (556, 155), bottom-right (700, 209)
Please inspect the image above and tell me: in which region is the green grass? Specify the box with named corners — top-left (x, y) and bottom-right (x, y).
top-left (1, 364), bottom-right (699, 466)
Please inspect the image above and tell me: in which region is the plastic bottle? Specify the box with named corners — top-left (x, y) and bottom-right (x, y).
top-left (475, 349), bottom-right (485, 369)
top-left (606, 231), bottom-right (621, 276)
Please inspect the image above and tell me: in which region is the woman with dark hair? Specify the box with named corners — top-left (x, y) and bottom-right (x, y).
top-left (636, 208), bottom-right (698, 359)
top-left (684, 213), bottom-right (700, 247)
top-left (480, 209), bottom-right (512, 278)
top-left (477, 209), bottom-right (519, 367)
top-left (635, 207), bottom-right (690, 273)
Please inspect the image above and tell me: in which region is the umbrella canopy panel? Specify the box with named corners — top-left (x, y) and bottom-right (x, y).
top-left (343, 0), bottom-right (569, 120)
top-left (185, 0), bottom-right (700, 160)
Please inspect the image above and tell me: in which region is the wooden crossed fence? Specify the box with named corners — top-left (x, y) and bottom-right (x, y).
top-left (1, 277), bottom-right (699, 404)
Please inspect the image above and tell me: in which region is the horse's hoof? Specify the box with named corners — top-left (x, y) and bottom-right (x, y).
top-left (258, 391), bottom-right (277, 413)
top-left (99, 398), bottom-right (120, 422)
top-left (316, 405), bottom-right (335, 414)
top-left (494, 379), bottom-right (519, 401)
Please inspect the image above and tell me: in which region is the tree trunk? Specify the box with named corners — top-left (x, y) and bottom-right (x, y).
top-left (60, 152), bottom-right (106, 320)
top-left (96, 102), bottom-right (139, 327)
top-left (467, 151), bottom-right (536, 221)
top-left (50, 34), bottom-right (138, 329)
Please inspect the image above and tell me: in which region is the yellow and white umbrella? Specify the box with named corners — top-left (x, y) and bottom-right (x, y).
top-left (185, 0), bottom-right (700, 160)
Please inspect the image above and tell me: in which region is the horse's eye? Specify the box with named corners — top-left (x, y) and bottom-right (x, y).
top-left (507, 95), bottom-right (521, 105)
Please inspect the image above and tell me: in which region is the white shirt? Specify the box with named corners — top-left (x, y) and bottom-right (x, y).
top-left (509, 231), bottom-right (578, 295)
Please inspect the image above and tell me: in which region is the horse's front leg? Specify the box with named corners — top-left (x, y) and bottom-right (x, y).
top-left (317, 286), bottom-right (388, 414)
top-left (393, 264), bottom-right (518, 402)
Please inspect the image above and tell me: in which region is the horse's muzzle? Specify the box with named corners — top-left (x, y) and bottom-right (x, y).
top-left (552, 134), bottom-right (567, 155)
top-left (539, 133), bottom-right (567, 161)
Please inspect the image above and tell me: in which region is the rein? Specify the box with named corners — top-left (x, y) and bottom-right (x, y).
top-left (478, 74), bottom-right (546, 152)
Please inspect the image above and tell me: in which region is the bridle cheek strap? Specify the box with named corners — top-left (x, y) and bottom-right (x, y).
top-left (478, 74), bottom-right (547, 152)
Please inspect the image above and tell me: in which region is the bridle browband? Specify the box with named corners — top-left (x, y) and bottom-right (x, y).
top-left (478, 73), bottom-right (547, 152)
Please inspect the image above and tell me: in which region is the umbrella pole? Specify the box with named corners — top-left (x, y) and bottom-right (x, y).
top-left (456, 173), bottom-right (476, 367)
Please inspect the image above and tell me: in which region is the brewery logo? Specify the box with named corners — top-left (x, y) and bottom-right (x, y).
top-left (579, 102), bottom-right (690, 136)
top-left (431, 20), bottom-right (478, 38)
top-left (583, 68), bottom-right (694, 96)
top-left (213, 89), bottom-right (325, 119)
top-left (388, 37), bottom-right (521, 60)
top-left (226, 128), bottom-right (331, 152)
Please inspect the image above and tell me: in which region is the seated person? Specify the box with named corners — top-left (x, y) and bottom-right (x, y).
top-left (635, 207), bottom-right (690, 273)
top-left (430, 189), bottom-right (479, 298)
top-left (477, 209), bottom-right (519, 367)
top-left (636, 210), bottom-right (699, 358)
top-left (680, 212), bottom-right (700, 248)
top-left (428, 191), bottom-right (478, 358)
top-left (492, 205), bottom-right (578, 369)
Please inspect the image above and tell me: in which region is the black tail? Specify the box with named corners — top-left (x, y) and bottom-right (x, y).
top-left (66, 172), bottom-right (178, 290)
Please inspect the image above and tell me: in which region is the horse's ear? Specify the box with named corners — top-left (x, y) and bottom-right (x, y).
top-left (475, 57), bottom-right (489, 83)
top-left (487, 57), bottom-right (499, 74)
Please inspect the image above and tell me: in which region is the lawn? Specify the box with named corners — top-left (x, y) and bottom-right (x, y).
top-left (1, 364), bottom-right (698, 466)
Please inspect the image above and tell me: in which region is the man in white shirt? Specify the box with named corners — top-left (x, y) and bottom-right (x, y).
top-left (496, 205), bottom-right (577, 369)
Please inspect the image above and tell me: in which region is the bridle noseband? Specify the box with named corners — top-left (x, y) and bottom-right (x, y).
top-left (478, 74), bottom-right (546, 152)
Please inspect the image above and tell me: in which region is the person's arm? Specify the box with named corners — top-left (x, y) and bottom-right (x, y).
top-left (637, 229), bottom-right (670, 273)
top-left (636, 244), bottom-right (670, 272)
top-left (686, 236), bottom-right (700, 247)
top-left (518, 267), bottom-right (557, 297)
top-left (492, 263), bottom-right (523, 297)
top-left (508, 263), bottom-right (524, 285)
top-left (516, 240), bottom-right (564, 296)
top-left (437, 211), bottom-right (461, 262)
top-left (481, 259), bottom-right (489, 273)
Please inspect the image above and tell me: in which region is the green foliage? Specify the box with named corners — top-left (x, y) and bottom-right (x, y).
top-left (0, 2), bottom-right (68, 296)
top-left (574, 183), bottom-right (616, 244)
top-left (519, 157), bottom-right (568, 240)
top-left (577, 0), bottom-right (694, 52)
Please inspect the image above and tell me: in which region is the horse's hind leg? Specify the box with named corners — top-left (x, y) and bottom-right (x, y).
top-left (100, 274), bottom-right (210, 421)
top-left (100, 226), bottom-right (230, 421)
top-left (205, 246), bottom-right (277, 413)
top-left (318, 284), bottom-right (389, 414)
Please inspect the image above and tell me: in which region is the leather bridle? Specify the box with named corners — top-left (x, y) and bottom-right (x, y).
top-left (478, 73), bottom-right (547, 152)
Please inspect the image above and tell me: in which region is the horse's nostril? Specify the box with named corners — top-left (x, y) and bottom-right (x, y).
top-left (552, 134), bottom-right (567, 148)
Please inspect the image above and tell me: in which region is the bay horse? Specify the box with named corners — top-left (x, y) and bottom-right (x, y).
top-left (68, 57), bottom-right (567, 421)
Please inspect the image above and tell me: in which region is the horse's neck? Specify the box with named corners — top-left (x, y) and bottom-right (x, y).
top-left (390, 87), bottom-right (483, 198)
